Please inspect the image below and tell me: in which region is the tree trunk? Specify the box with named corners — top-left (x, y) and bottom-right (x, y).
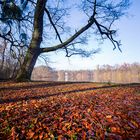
top-left (15, 49), bottom-right (40, 81)
top-left (15, 0), bottom-right (46, 81)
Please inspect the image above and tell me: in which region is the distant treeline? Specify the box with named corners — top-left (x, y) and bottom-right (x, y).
top-left (0, 57), bottom-right (140, 83)
top-left (94, 63), bottom-right (140, 83)
top-left (31, 63), bottom-right (140, 83)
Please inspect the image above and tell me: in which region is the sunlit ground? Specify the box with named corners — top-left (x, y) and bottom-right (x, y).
top-left (0, 82), bottom-right (140, 139)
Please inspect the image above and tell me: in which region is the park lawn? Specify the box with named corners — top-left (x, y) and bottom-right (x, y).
top-left (0, 82), bottom-right (140, 139)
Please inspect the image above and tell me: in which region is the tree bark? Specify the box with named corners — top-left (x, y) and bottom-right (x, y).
top-left (15, 0), bottom-right (46, 81)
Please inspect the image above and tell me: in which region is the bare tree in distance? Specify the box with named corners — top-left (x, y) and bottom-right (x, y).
top-left (31, 63), bottom-right (140, 83)
top-left (0, 0), bottom-right (131, 81)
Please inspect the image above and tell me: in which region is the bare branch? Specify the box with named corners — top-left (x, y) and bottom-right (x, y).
top-left (45, 7), bottom-right (63, 43)
top-left (41, 16), bottom-right (95, 53)
top-left (94, 18), bottom-right (121, 51)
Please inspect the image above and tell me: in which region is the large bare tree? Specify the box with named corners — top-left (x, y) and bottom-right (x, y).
top-left (0, 0), bottom-right (130, 81)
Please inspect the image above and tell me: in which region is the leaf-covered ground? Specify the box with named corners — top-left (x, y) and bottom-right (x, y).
top-left (0, 82), bottom-right (140, 140)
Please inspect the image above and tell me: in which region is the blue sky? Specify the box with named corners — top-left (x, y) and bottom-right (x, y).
top-left (36, 0), bottom-right (140, 70)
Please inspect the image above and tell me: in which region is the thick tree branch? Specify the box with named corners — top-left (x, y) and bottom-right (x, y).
top-left (41, 18), bottom-right (95, 53)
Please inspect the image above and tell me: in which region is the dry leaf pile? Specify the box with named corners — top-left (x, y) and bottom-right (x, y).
top-left (0, 82), bottom-right (140, 139)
